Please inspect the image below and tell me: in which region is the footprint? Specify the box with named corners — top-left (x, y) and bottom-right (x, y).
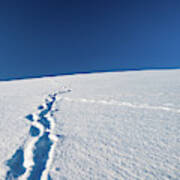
top-left (38, 105), bottom-right (44, 110)
top-left (25, 114), bottom-right (34, 122)
top-left (29, 125), bottom-right (40, 137)
top-left (28, 132), bottom-right (53, 180)
top-left (5, 147), bottom-right (26, 179)
top-left (38, 116), bottom-right (50, 129)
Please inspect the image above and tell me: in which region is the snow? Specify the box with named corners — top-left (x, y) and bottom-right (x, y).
top-left (0, 70), bottom-right (179, 179)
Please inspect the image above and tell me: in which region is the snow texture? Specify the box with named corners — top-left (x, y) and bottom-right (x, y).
top-left (0, 70), bottom-right (179, 180)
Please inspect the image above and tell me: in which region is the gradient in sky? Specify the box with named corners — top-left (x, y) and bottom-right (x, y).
top-left (0, 0), bottom-right (180, 80)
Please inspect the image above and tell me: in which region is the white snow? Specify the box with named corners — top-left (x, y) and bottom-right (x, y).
top-left (0, 70), bottom-right (179, 180)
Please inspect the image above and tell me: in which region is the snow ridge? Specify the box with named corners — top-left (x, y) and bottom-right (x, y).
top-left (5, 89), bottom-right (71, 180)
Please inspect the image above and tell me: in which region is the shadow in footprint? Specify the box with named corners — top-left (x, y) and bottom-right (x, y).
top-left (38, 117), bottom-right (50, 129)
top-left (38, 95), bottom-right (57, 129)
top-left (28, 132), bottom-right (53, 180)
top-left (25, 114), bottom-right (34, 122)
top-left (29, 126), bottom-right (40, 137)
top-left (38, 105), bottom-right (44, 110)
top-left (6, 147), bottom-right (26, 180)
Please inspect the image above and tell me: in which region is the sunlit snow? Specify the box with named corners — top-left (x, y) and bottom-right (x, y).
top-left (0, 70), bottom-right (179, 180)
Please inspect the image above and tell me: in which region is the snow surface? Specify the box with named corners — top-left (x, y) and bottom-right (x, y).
top-left (0, 70), bottom-right (179, 180)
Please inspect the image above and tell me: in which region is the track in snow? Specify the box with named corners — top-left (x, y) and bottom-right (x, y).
top-left (5, 90), bottom-right (71, 180)
top-left (63, 97), bottom-right (180, 113)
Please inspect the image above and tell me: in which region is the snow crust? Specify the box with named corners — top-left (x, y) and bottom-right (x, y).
top-left (0, 70), bottom-right (179, 179)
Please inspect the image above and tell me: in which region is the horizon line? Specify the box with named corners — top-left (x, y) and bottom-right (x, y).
top-left (0, 66), bottom-right (180, 82)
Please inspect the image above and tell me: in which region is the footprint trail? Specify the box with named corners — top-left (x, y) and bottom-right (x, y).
top-left (5, 90), bottom-right (71, 180)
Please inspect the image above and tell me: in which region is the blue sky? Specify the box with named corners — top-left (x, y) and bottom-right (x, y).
top-left (0, 0), bottom-right (180, 80)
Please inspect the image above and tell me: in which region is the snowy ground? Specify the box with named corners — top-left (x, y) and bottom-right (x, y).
top-left (0, 70), bottom-right (179, 180)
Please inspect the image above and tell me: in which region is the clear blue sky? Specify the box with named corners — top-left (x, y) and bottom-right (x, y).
top-left (0, 0), bottom-right (180, 80)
